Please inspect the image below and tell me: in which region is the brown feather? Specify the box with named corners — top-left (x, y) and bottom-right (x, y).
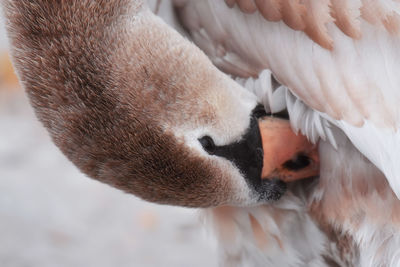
top-left (254, 0), bottom-right (282, 21)
top-left (359, 0), bottom-right (400, 35)
top-left (360, 0), bottom-right (385, 25)
top-left (225, 0), bottom-right (236, 8)
top-left (302, 0), bottom-right (334, 50)
top-left (281, 0), bottom-right (306, 30)
top-left (3, 0), bottom-right (237, 207)
top-left (249, 214), bottom-right (269, 249)
top-left (383, 12), bottom-right (400, 34)
top-left (331, 0), bottom-right (362, 39)
top-left (237, 0), bottom-right (258, 14)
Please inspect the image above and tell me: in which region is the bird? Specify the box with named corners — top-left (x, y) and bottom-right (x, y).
top-left (4, 0), bottom-right (400, 266)
top-left (167, 0), bottom-right (400, 266)
top-left (2, 1), bottom-right (326, 266)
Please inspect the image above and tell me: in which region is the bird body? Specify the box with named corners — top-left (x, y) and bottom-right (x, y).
top-left (170, 1), bottom-right (400, 266)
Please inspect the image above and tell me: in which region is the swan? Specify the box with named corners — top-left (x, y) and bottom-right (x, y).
top-left (167, 0), bottom-right (400, 266)
top-left (4, 0), bottom-right (399, 266)
top-left (2, 0), bottom-right (325, 265)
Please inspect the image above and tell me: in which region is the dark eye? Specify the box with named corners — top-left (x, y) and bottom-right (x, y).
top-left (198, 136), bottom-right (216, 155)
top-left (252, 104), bottom-right (267, 118)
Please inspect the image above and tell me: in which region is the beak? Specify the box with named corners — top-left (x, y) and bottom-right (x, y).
top-left (258, 117), bottom-right (319, 182)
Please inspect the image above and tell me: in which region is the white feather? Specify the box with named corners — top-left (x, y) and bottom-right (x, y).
top-left (201, 194), bottom-right (336, 267)
top-left (334, 120), bottom-right (400, 199)
top-left (169, 0), bottom-right (400, 265)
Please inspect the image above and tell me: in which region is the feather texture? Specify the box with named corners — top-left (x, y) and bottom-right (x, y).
top-left (171, 0), bottom-right (400, 265)
top-left (202, 195), bottom-right (343, 267)
top-left (174, 0), bottom-right (400, 198)
top-left (220, 0), bottom-right (400, 48)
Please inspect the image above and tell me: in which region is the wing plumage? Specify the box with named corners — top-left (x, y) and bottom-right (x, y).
top-left (174, 0), bottom-right (400, 197)
top-left (224, 0), bottom-right (400, 49)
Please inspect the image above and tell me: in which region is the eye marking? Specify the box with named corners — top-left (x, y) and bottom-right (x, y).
top-left (198, 136), bottom-right (216, 155)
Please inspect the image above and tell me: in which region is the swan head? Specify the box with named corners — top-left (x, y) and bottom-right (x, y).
top-left (72, 40), bottom-right (288, 207)
top-left (4, 1), bottom-right (317, 208)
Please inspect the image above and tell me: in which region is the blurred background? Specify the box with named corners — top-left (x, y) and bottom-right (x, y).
top-left (0, 11), bottom-right (217, 267)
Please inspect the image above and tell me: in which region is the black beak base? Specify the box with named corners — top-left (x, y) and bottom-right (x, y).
top-left (213, 111), bottom-right (287, 201)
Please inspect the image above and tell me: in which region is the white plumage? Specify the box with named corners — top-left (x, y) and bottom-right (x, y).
top-left (160, 0), bottom-right (400, 266)
top-left (172, 0), bottom-right (400, 194)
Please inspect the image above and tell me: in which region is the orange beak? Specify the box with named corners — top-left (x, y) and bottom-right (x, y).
top-left (259, 117), bottom-right (319, 182)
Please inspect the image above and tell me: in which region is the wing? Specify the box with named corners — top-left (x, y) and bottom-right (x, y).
top-left (173, 0), bottom-right (400, 197)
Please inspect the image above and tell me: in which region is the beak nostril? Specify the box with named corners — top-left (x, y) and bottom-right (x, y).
top-left (259, 117), bottom-right (319, 182)
top-left (282, 154), bottom-right (311, 171)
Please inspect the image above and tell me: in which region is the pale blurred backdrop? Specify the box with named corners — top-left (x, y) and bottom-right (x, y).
top-left (0, 10), bottom-right (217, 267)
